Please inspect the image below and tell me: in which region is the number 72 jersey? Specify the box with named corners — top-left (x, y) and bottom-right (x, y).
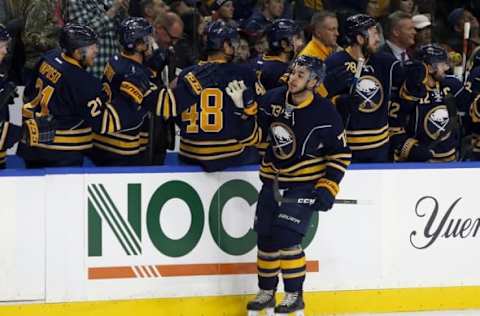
top-left (160, 61), bottom-right (262, 171)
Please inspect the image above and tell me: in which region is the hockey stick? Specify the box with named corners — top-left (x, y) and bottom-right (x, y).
top-left (344, 57), bottom-right (365, 128)
top-left (461, 22), bottom-right (471, 82)
top-left (350, 57), bottom-right (365, 95)
top-left (463, 44), bottom-right (480, 84)
top-left (272, 174), bottom-right (371, 206)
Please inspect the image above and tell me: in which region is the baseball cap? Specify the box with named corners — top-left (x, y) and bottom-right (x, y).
top-left (412, 14), bottom-right (431, 30)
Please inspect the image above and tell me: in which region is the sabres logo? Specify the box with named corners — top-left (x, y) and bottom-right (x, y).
top-left (270, 122), bottom-right (296, 160)
top-left (355, 76), bottom-right (384, 113)
top-left (425, 106), bottom-right (450, 140)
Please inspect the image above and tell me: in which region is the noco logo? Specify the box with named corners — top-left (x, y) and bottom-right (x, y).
top-left (87, 179), bottom-right (319, 258)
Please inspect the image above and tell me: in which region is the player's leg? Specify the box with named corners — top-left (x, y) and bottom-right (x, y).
top-left (248, 184), bottom-right (278, 316)
top-left (247, 235), bottom-right (278, 316)
top-left (272, 227), bottom-right (306, 316)
top-left (271, 187), bottom-right (315, 316)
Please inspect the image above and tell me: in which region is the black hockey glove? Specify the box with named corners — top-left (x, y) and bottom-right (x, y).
top-left (145, 48), bottom-right (168, 72)
top-left (0, 81), bottom-right (17, 111)
top-left (286, 186), bottom-right (335, 212)
top-left (311, 187), bottom-right (335, 212)
top-left (408, 143), bottom-right (434, 162)
top-left (328, 66), bottom-right (355, 88)
top-left (335, 93), bottom-right (363, 113)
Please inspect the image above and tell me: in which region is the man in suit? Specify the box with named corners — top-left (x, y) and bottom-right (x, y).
top-left (380, 10), bottom-right (416, 64)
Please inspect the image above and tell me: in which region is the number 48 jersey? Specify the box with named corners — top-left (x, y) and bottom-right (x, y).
top-left (161, 60), bottom-right (262, 171)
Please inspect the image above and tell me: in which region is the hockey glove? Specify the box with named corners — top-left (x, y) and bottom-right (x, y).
top-left (121, 72), bottom-right (151, 105)
top-left (0, 81), bottom-right (17, 111)
top-left (145, 48), bottom-right (168, 72)
top-left (403, 60), bottom-right (428, 99)
top-left (226, 80), bottom-right (255, 109)
top-left (311, 187), bottom-right (335, 212)
top-left (23, 115), bottom-right (56, 146)
top-left (408, 144), bottom-right (434, 162)
top-left (328, 66), bottom-right (355, 88)
top-left (335, 93), bottom-right (362, 113)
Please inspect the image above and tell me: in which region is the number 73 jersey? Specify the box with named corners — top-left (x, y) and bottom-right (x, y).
top-left (160, 61), bottom-right (262, 171)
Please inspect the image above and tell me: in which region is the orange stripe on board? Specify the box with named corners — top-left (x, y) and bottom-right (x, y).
top-left (306, 260), bottom-right (319, 272)
top-left (88, 261), bottom-right (319, 279)
top-left (88, 266), bottom-right (135, 279)
top-left (156, 262), bottom-right (257, 276)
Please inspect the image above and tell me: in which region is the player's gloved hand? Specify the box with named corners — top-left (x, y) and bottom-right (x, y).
top-left (23, 115), bottom-right (56, 146)
top-left (311, 187), bottom-right (335, 212)
top-left (403, 60), bottom-right (428, 98)
top-left (121, 71), bottom-right (151, 104)
top-left (0, 81), bottom-right (17, 111)
top-left (408, 143), bottom-right (434, 162)
top-left (335, 93), bottom-right (362, 113)
top-left (226, 80), bottom-right (254, 109)
top-left (327, 66), bottom-right (355, 88)
top-left (145, 48), bottom-right (168, 72)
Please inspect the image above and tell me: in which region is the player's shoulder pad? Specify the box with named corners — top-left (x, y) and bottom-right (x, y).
top-left (315, 94), bottom-right (344, 125)
top-left (182, 62), bottom-right (221, 96)
top-left (325, 51), bottom-right (350, 69)
top-left (442, 75), bottom-right (463, 92)
top-left (258, 85), bottom-right (287, 106)
top-left (42, 48), bottom-right (61, 62)
top-left (468, 66), bottom-right (480, 81)
top-left (231, 63), bottom-right (256, 80)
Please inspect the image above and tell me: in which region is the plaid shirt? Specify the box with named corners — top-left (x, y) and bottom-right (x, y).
top-left (65, 0), bottom-right (126, 78)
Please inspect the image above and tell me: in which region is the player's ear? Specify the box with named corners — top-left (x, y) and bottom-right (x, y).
top-left (72, 48), bottom-right (82, 61)
top-left (426, 64), bottom-right (434, 75)
top-left (223, 40), bottom-right (231, 53)
top-left (355, 34), bottom-right (364, 46)
top-left (307, 78), bottom-right (317, 90)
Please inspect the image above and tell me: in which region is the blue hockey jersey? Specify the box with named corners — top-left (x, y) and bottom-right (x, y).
top-left (391, 76), bottom-right (466, 162)
top-left (324, 50), bottom-right (403, 162)
top-left (90, 53), bottom-right (158, 166)
top-left (0, 78), bottom-right (21, 167)
top-left (19, 50), bottom-right (142, 166)
top-left (161, 59), bottom-right (262, 171)
top-left (258, 86), bottom-right (351, 192)
top-left (254, 54), bottom-right (290, 91)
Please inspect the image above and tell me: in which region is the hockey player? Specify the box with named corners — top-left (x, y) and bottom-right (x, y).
top-left (255, 19), bottom-right (301, 91)
top-left (323, 14), bottom-right (403, 162)
top-left (18, 24), bottom-right (144, 168)
top-left (252, 19), bottom-right (301, 155)
top-left (390, 44), bottom-right (462, 162)
top-left (90, 17), bottom-right (171, 166)
top-left (0, 25), bottom-right (21, 168)
top-left (248, 55), bottom-right (351, 316)
top-left (462, 48), bottom-right (480, 159)
top-left (161, 21), bottom-right (261, 172)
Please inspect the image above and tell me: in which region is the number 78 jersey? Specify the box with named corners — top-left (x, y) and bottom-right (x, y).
top-left (161, 61), bottom-right (262, 171)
